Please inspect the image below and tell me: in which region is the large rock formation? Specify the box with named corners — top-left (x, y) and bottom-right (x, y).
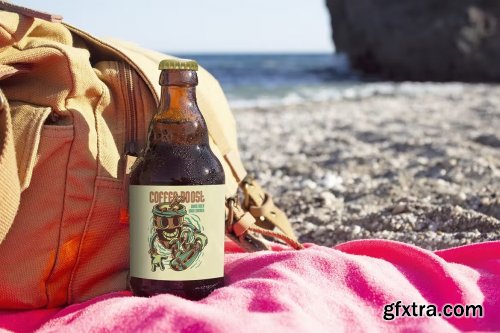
top-left (326, 0), bottom-right (500, 81)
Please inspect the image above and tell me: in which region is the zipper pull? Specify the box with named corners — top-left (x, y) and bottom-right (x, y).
top-left (125, 141), bottom-right (138, 157)
top-left (119, 142), bottom-right (139, 225)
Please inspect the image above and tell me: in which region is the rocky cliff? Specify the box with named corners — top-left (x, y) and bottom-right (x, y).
top-left (326, 0), bottom-right (500, 81)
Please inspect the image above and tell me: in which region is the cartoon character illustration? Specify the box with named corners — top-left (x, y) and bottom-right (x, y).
top-left (148, 198), bottom-right (207, 272)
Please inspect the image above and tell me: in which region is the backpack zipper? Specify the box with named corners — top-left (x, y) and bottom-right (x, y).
top-left (118, 62), bottom-right (139, 224)
top-left (119, 62), bottom-right (138, 157)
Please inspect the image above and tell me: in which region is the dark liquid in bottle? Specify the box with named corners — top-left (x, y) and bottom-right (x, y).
top-left (129, 120), bottom-right (225, 300)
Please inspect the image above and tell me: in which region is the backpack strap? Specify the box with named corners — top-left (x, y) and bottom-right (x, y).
top-left (224, 175), bottom-right (303, 251)
top-left (226, 196), bottom-right (304, 251)
top-left (241, 176), bottom-right (297, 241)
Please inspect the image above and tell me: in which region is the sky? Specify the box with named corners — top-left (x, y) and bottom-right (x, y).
top-left (15, 0), bottom-right (334, 53)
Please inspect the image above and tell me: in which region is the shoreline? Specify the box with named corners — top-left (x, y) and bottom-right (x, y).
top-left (232, 83), bottom-right (500, 250)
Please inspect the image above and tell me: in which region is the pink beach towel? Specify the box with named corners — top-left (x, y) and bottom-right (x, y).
top-left (1, 239), bottom-right (499, 332)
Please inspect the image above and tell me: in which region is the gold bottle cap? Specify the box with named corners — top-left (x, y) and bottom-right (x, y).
top-left (158, 58), bottom-right (199, 71)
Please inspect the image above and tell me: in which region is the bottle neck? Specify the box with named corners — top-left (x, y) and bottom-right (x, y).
top-left (155, 69), bottom-right (199, 122)
top-left (158, 86), bottom-right (197, 117)
top-left (146, 71), bottom-right (208, 148)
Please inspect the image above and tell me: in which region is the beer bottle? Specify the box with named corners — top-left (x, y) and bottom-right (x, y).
top-left (129, 59), bottom-right (225, 300)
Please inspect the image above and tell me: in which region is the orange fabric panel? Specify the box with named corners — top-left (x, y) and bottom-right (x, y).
top-left (0, 124), bottom-right (73, 309)
top-left (69, 179), bottom-right (129, 303)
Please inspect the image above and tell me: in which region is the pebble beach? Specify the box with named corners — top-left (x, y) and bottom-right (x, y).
top-left (234, 83), bottom-right (500, 250)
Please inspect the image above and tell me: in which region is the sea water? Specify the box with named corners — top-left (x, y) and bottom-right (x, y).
top-left (173, 53), bottom-right (466, 108)
top-left (173, 53), bottom-right (358, 108)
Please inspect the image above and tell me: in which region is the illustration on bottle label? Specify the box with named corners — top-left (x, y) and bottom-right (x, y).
top-left (149, 199), bottom-right (207, 272)
top-left (130, 185), bottom-right (225, 281)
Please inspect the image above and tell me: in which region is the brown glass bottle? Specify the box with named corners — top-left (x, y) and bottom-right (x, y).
top-left (129, 59), bottom-right (225, 300)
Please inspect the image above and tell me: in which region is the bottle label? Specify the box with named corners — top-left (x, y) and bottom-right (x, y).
top-left (129, 184), bottom-right (225, 281)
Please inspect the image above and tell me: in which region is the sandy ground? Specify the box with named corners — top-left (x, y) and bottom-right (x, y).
top-left (233, 83), bottom-right (500, 250)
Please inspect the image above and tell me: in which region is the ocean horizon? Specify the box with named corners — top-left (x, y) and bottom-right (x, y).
top-left (171, 53), bottom-right (359, 108)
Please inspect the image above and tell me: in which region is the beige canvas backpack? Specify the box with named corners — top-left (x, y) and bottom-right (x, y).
top-left (0, 3), bottom-right (301, 309)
